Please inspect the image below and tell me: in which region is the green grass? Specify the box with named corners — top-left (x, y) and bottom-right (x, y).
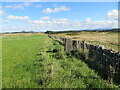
top-left (2, 34), bottom-right (118, 88)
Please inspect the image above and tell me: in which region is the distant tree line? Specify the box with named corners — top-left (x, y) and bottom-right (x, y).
top-left (2, 28), bottom-right (120, 34)
top-left (45, 29), bottom-right (120, 34)
top-left (3, 30), bottom-right (38, 34)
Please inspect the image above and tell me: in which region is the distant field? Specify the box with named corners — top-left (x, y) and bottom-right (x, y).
top-left (2, 33), bottom-right (118, 88)
top-left (2, 33), bottom-right (44, 38)
top-left (53, 31), bottom-right (119, 52)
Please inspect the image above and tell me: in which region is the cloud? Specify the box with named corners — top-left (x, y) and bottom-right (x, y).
top-left (107, 9), bottom-right (118, 20)
top-left (23, 2), bottom-right (31, 6)
top-left (2, 19), bottom-right (117, 32)
top-left (28, 20), bottom-right (45, 24)
top-left (0, 18), bottom-right (3, 22)
top-left (42, 8), bottom-right (52, 14)
top-left (2, 15), bottom-right (118, 32)
top-left (40, 16), bottom-right (51, 20)
top-left (0, 10), bottom-right (3, 16)
top-left (92, 20), bottom-right (114, 29)
top-left (7, 15), bottom-right (29, 20)
top-left (5, 2), bottom-right (31, 9)
top-left (28, 17), bottom-right (68, 24)
top-left (5, 3), bottom-right (42, 9)
top-left (4, 20), bottom-right (11, 23)
top-left (42, 6), bottom-right (70, 14)
top-left (53, 6), bottom-right (69, 12)
top-left (27, 17), bottom-right (117, 31)
top-left (53, 18), bottom-right (68, 23)
top-left (85, 18), bottom-right (91, 23)
top-left (5, 4), bottom-right (24, 9)
top-left (0, 5), bottom-right (2, 8)
top-left (5, 5), bottom-right (12, 8)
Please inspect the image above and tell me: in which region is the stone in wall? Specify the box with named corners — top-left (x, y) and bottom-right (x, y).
top-left (65, 38), bottom-right (73, 51)
top-left (72, 40), bottom-right (78, 50)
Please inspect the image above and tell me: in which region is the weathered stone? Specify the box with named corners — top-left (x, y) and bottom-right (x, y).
top-left (65, 38), bottom-right (73, 51)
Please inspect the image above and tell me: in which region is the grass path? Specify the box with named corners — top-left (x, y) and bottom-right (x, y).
top-left (2, 34), bottom-right (117, 88)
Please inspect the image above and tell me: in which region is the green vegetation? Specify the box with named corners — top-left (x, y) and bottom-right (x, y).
top-left (2, 34), bottom-right (118, 88)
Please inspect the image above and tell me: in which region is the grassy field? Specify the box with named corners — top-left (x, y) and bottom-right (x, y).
top-left (53, 31), bottom-right (119, 52)
top-left (2, 33), bottom-right (118, 88)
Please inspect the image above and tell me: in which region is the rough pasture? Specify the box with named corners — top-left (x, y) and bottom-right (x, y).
top-left (52, 31), bottom-right (119, 51)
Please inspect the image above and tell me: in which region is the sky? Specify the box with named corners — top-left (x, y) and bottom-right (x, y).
top-left (2, 0), bottom-right (120, 2)
top-left (0, 2), bottom-right (118, 32)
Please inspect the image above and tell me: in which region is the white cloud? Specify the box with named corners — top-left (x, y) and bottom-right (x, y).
top-left (28, 17), bottom-right (68, 24)
top-left (5, 5), bottom-right (12, 8)
top-left (2, 19), bottom-right (118, 32)
top-left (40, 16), bottom-right (51, 20)
top-left (5, 4), bottom-right (24, 9)
top-left (92, 20), bottom-right (114, 29)
top-left (5, 3), bottom-right (42, 9)
top-left (0, 10), bottom-right (3, 16)
top-left (107, 9), bottom-right (118, 20)
top-left (85, 18), bottom-right (91, 23)
top-left (7, 15), bottom-right (29, 20)
top-left (54, 6), bottom-right (69, 12)
top-left (93, 20), bottom-right (112, 25)
top-left (5, 3), bottom-right (31, 9)
top-left (24, 16), bottom-right (118, 31)
top-left (4, 20), bottom-right (11, 23)
top-left (42, 8), bottom-right (52, 14)
top-left (42, 6), bottom-right (70, 14)
top-left (53, 18), bottom-right (68, 23)
top-left (28, 20), bottom-right (45, 24)
top-left (0, 18), bottom-right (3, 22)
top-left (2, 15), bottom-right (118, 32)
top-left (0, 5), bottom-right (2, 8)
top-left (13, 5), bottom-right (24, 9)
top-left (23, 2), bottom-right (31, 6)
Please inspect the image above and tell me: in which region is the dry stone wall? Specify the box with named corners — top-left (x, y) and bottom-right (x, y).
top-left (48, 35), bottom-right (120, 84)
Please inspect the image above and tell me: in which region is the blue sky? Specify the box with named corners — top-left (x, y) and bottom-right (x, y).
top-left (0, 2), bottom-right (118, 32)
top-left (2, 0), bottom-right (119, 2)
